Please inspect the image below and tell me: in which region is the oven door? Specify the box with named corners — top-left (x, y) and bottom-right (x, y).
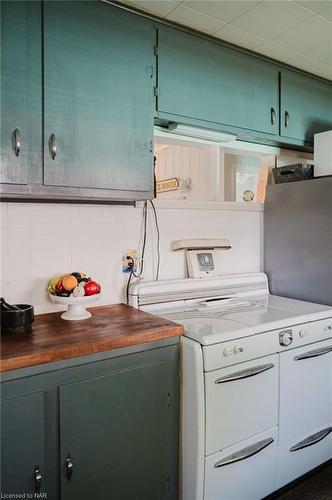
top-left (205, 354), bottom-right (278, 454)
top-left (205, 427), bottom-right (278, 500)
top-left (277, 338), bottom-right (332, 488)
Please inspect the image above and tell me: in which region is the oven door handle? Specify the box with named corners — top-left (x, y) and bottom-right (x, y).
top-left (215, 363), bottom-right (275, 384)
top-left (294, 346), bottom-right (332, 361)
top-left (214, 437), bottom-right (274, 468)
top-left (290, 427), bottom-right (332, 452)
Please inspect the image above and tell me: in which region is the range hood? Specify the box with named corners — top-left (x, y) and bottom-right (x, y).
top-left (162, 123), bottom-right (237, 143)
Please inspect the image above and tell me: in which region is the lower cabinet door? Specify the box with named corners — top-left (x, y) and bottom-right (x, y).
top-left (59, 359), bottom-right (179, 500)
top-left (205, 355), bottom-right (278, 454)
top-left (1, 392), bottom-right (46, 495)
top-left (204, 428), bottom-right (278, 500)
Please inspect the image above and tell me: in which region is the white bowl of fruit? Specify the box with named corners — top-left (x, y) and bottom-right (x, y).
top-left (48, 272), bottom-right (101, 320)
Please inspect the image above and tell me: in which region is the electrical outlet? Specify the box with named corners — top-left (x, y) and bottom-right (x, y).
top-left (122, 249), bottom-right (138, 273)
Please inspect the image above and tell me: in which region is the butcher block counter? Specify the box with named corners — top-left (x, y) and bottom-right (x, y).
top-left (1, 303), bottom-right (182, 498)
top-left (0, 303), bottom-right (184, 372)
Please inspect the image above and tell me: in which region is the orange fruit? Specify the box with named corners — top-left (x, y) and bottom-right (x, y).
top-left (62, 275), bottom-right (78, 291)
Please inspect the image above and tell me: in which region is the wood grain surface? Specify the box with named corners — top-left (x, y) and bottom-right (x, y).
top-left (0, 304), bottom-right (183, 372)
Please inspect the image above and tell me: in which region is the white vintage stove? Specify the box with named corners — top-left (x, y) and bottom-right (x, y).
top-left (129, 273), bottom-right (332, 500)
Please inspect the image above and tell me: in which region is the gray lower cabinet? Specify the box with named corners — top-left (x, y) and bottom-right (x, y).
top-left (1, 343), bottom-right (179, 500)
top-left (1, 392), bottom-right (46, 494)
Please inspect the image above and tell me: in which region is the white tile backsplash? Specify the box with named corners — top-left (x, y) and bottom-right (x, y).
top-left (0, 202), bottom-right (262, 314)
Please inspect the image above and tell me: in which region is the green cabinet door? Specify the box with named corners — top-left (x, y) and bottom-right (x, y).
top-left (0, 1), bottom-right (42, 185)
top-left (157, 25), bottom-right (279, 136)
top-left (59, 359), bottom-right (179, 500)
top-left (43, 1), bottom-right (155, 195)
top-left (280, 71), bottom-right (332, 143)
top-left (1, 392), bottom-right (46, 495)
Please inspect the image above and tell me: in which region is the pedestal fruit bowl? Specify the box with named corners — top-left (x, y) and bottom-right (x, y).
top-left (48, 272), bottom-right (101, 321)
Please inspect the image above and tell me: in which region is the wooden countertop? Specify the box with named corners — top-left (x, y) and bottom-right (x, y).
top-left (0, 304), bottom-right (184, 372)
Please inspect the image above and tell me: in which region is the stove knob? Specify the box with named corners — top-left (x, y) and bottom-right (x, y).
top-left (279, 330), bottom-right (293, 346)
top-left (324, 324), bottom-right (332, 331)
top-left (233, 346), bottom-right (244, 354)
top-left (299, 329), bottom-right (308, 338)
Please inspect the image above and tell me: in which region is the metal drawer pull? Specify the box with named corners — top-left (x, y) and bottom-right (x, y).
top-left (215, 363), bottom-right (275, 384)
top-left (49, 133), bottom-right (57, 160)
top-left (271, 108), bottom-right (276, 125)
top-left (290, 427), bottom-right (332, 452)
top-left (215, 437), bottom-right (274, 468)
top-left (66, 456), bottom-right (73, 480)
top-left (294, 346), bottom-right (332, 361)
top-left (285, 111), bottom-right (290, 128)
top-left (34, 466), bottom-right (42, 492)
top-left (12, 128), bottom-right (21, 157)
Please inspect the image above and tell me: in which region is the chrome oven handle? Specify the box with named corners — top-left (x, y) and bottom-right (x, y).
top-left (215, 437), bottom-right (274, 468)
top-left (215, 363), bottom-right (275, 384)
top-left (290, 427), bottom-right (332, 452)
top-left (294, 346), bottom-right (332, 361)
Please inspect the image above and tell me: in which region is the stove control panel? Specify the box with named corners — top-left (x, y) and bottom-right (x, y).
top-left (279, 329), bottom-right (293, 347)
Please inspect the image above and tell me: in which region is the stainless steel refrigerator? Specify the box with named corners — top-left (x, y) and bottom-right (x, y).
top-left (264, 177), bottom-right (332, 306)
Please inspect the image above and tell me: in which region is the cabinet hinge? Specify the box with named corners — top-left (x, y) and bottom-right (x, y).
top-left (167, 392), bottom-right (171, 408)
top-left (154, 45), bottom-right (158, 56)
top-left (154, 86), bottom-right (159, 97)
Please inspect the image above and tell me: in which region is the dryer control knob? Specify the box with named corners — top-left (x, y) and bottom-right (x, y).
top-left (279, 329), bottom-right (293, 346)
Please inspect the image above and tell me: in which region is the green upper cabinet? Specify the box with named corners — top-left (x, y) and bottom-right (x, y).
top-left (0, 1), bottom-right (42, 185)
top-left (157, 25), bottom-right (279, 137)
top-left (43, 1), bottom-right (155, 195)
top-left (280, 71), bottom-right (332, 143)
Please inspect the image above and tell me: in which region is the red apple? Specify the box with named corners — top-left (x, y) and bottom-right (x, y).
top-left (84, 281), bottom-right (100, 296)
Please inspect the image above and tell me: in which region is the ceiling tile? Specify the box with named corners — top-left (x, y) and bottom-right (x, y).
top-left (293, 1), bottom-right (332, 14)
top-left (319, 5), bottom-right (332, 21)
top-left (121, 0), bottom-right (178, 17)
top-left (231, 1), bottom-right (314, 41)
top-left (214, 24), bottom-right (264, 49)
top-left (255, 40), bottom-right (332, 79)
top-left (181, 1), bottom-right (260, 23)
top-left (166, 4), bottom-right (224, 33)
top-left (273, 15), bottom-right (332, 64)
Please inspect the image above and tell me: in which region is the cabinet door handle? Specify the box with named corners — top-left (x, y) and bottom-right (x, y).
top-left (66, 456), bottom-right (73, 480)
top-left (214, 437), bottom-right (274, 468)
top-left (271, 108), bottom-right (276, 125)
top-left (49, 133), bottom-right (57, 160)
top-left (294, 346), bottom-right (332, 361)
top-left (285, 111), bottom-right (290, 128)
top-left (34, 466), bottom-right (42, 492)
top-left (12, 128), bottom-right (21, 157)
top-left (215, 363), bottom-right (275, 384)
top-left (290, 427), bottom-right (332, 452)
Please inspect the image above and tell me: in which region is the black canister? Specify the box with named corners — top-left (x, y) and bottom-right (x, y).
top-left (1, 299), bottom-right (34, 335)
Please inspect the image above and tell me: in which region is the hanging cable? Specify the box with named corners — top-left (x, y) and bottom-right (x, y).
top-left (126, 202), bottom-right (148, 304)
top-left (150, 199), bottom-right (160, 281)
